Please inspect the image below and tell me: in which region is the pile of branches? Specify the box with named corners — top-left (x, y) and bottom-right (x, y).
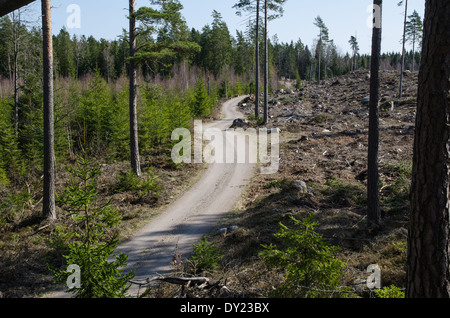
top-left (130, 275), bottom-right (240, 298)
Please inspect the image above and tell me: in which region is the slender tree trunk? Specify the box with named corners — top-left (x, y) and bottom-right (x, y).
top-left (317, 37), bottom-right (321, 84)
top-left (42, 0), bottom-right (56, 220)
top-left (10, 10), bottom-right (20, 137)
top-left (7, 50), bottom-right (12, 82)
top-left (14, 37), bottom-right (18, 136)
top-left (255, 0), bottom-right (260, 118)
top-left (367, 0), bottom-right (382, 228)
top-left (263, 0), bottom-right (268, 125)
top-left (129, 0), bottom-right (141, 177)
top-left (412, 33), bottom-right (416, 72)
top-left (406, 0), bottom-right (450, 298)
top-left (399, 0), bottom-right (408, 98)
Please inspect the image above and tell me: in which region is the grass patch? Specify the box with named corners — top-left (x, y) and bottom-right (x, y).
top-left (264, 178), bottom-right (293, 190)
top-left (313, 114), bottom-right (330, 124)
top-left (116, 169), bottom-right (162, 197)
top-left (380, 161), bottom-right (412, 214)
top-left (0, 187), bottom-right (35, 231)
top-left (260, 215), bottom-right (350, 298)
top-left (322, 178), bottom-right (366, 207)
top-left (247, 114), bottom-right (264, 126)
top-left (188, 236), bottom-right (223, 275)
top-left (374, 285), bottom-right (405, 298)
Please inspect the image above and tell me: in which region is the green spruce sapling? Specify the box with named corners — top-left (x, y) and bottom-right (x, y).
top-left (50, 152), bottom-right (134, 298)
top-left (260, 215), bottom-right (347, 297)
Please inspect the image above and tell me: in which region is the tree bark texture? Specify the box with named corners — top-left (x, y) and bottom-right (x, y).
top-left (263, 0), bottom-right (268, 125)
top-left (407, 0), bottom-right (450, 298)
top-left (367, 0), bottom-right (382, 228)
top-left (42, 0), bottom-right (56, 220)
top-left (129, 0), bottom-right (141, 177)
top-left (317, 37), bottom-right (321, 84)
top-left (399, 0), bottom-right (408, 98)
top-left (13, 11), bottom-right (19, 137)
top-left (255, 0), bottom-right (260, 118)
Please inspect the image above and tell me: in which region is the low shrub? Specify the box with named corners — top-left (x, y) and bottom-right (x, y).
top-left (50, 154), bottom-right (134, 298)
top-left (189, 236), bottom-right (223, 274)
top-left (260, 215), bottom-right (349, 298)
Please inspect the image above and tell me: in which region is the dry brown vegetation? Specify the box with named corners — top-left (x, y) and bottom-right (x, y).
top-left (0, 147), bottom-right (205, 298)
top-left (0, 70), bottom-right (417, 298)
top-left (150, 70), bottom-right (416, 298)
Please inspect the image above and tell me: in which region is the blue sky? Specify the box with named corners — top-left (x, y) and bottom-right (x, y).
top-left (23, 0), bottom-right (425, 55)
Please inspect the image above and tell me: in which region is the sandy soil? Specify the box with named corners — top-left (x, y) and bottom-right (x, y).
top-left (42, 95), bottom-right (255, 298)
top-left (40, 70), bottom-right (418, 298)
top-left (113, 96), bottom-right (256, 297)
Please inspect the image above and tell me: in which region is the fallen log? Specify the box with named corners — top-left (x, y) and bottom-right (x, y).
top-left (130, 275), bottom-right (233, 298)
top-left (130, 275), bottom-right (210, 287)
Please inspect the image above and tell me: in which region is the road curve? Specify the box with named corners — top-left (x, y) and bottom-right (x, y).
top-left (43, 96), bottom-right (254, 298)
top-left (116, 95), bottom-right (255, 296)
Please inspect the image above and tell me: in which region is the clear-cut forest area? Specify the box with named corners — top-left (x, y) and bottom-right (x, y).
top-left (0, 0), bottom-right (449, 301)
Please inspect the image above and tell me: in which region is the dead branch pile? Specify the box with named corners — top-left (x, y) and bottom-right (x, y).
top-left (130, 275), bottom-right (238, 298)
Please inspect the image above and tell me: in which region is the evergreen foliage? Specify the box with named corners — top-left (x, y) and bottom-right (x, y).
top-left (132, 0), bottom-right (201, 74)
top-left (0, 0), bottom-right (425, 299)
top-left (50, 153), bottom-right (135, 298)
top-left (260, 215), bottom-right (348, 298)
top-left (0, 98), bottom-right (19, 185)
top-left (294, 70), bottom-right (303, 90)
top-left (77, 73), bottom-right (115, 154)
top-left (0, 3), bottom-right (417, 191)
top-left (0, 9), bottom-right (414, 88)
top-left (116, 168), bottom-right (161, 197)
top-left (190, 79), bottom-right (211, 117)
top-left (190, 236), bottom-right (223, 273)
top-left (374, 285), bottom-right (405, 298)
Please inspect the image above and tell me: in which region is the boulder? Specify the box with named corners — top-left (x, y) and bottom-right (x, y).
top-left (231, 118), bottom-right (249, 128)
top-left (361, 95), bottom-right (370, 105)
top-left (242, 95), bottom-right (255, 104)
top-left (299, 135), bottom-right (309, 142)
top-left (380, 100), bottom-right (394, 111)
top-left (292, 180), bottom-right (313, 195)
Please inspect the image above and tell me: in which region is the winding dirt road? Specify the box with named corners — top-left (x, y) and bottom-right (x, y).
top-left (44, 95), bottom-right (254, 298)
top-left (115, 95), bottom-right (255, 296)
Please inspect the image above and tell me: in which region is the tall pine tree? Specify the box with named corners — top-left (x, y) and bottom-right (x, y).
top-left (407, 0), bottom-right (450, 298)
top-left (42, 0), bottom-right (56, 220)
top-left (367, 0), bottom-right (382, 228)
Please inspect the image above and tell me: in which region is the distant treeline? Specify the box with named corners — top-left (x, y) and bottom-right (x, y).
top-left (0, 10), bottom-right (421, 187)
top-left (0, 13), bottom-right (420, 88)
